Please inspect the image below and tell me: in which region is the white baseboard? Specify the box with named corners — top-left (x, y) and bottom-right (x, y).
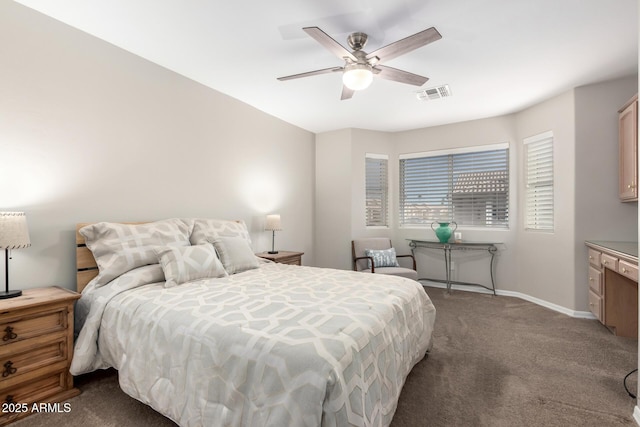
top-left (633, 405), bottom-right (640, 426)
top-left (421, 281), bottom-right (595, 319)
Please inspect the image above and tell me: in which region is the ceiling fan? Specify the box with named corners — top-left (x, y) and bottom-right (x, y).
top-left (277, 26), bottom-right (442, 100)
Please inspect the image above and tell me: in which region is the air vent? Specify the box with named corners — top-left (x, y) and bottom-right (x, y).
top-left (416, 84), bottom-right (452, 101)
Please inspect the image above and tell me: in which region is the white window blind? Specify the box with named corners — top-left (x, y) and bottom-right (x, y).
top-left (399, 144), bottom-right (509, 228)
top-left (524, 132), bottom-right (554, 231)
top-left (365, 154), bottom-right (388, 227)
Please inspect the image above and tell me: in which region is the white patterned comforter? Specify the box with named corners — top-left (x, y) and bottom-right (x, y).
top-left (71, 263), bottom-right (436, 427)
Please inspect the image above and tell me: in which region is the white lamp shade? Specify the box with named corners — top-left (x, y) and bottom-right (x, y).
top-left (0, 212), bottom-right (31, 249)
top-left (265, 214), bottom-right (282, 231)
top-left (342, 64), bottom-right (373, 91)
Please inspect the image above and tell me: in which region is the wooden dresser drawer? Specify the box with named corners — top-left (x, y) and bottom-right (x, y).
top-left (0, 370), bottom-right (74, 425)
top-left (601, 253), bottom-right (618, 270)
top-left (588, 289), bottom-right (603, 322)
top-left (0, 336), bottom-right (67, 385)
top-left (0, 308), bottom-right (67, 347)
top-left (619, 260), bottom-right (639, 282)
top-left (278, 256), bottom-right (302, 265)
top-left (588, 266), bottom-right (603, 294)
top-left (588, 248), bottom-right (601, 268)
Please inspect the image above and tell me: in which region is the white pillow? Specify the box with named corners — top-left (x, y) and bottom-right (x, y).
top-left (210, 236), bottom-right (260, 275)
top-left (155, 244), bottom-right (227, 288)
top-left (80, 219), bottom-right (191, 287)
top-left (190, 219), bottom-right (252, 247)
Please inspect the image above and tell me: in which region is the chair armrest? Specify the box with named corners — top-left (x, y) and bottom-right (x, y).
top-left (354, 256), bottom-right (375, 273)
top-left (396, 254), bottom-right (416, 271)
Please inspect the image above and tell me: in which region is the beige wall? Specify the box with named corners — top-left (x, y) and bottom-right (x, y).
top-left (315, 79), bottom-right (637, 314)
top-left (315, 129), bottom-right (353, 269)
top-left (515, 91), bottom-right (578, 308)
top-left (0, 2), bottom-right (315, 291)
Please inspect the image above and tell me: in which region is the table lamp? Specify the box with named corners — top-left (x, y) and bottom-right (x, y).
top-left (0, 212), bottom-right (31, 299)
top-left (265, 214), bottom-right (282, 254)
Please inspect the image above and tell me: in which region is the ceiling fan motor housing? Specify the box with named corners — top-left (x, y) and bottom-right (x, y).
top-left (347, 32), bottom-right (368, 51)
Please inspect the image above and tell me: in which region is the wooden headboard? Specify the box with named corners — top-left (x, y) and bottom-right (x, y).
top-left (76, 223), bottom-right (97, 293)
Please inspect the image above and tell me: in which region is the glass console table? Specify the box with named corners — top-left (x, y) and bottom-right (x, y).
top-left (407, 239), bottom-right (499, 295)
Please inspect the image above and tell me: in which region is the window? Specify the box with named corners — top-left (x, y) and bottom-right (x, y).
top-left (365, 153), bottom-right (388, 227)
top-left (399, 143), bottom-right (509, 228)
top-left (524, 131), bottom-right (554, 231)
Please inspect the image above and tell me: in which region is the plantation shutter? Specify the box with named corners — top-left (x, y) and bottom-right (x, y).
top-left (524, 132), bottom-right (554, 231)
top-left (365, 154), bottom-right (388, 227)
top-left (399, 144), bottom-right (509, 228)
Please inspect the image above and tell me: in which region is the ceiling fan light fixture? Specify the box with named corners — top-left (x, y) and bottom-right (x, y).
top-left (342, 63), bottom-right (373, 91)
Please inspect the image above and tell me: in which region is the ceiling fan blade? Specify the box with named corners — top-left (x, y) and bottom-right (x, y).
top-left (374, 65), bottom-right (429, 86)
top-left (341, 85), bottom-right (355, 100)
top-left (366, 27), bottom-right (442, 64)
top-left (277, 66), bottom-right (343, 81)
top-left (303, 27), bottom-right (358, 62)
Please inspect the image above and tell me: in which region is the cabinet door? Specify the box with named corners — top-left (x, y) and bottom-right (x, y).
top-left (619, 97), bottom-right (638, 201)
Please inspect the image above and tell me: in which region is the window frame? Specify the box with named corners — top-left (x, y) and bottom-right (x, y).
top-left (365, 153), bottom-right (389, 228)
top-left (523, 131), bottom-right (554, 232)
top-left (398, 143), bottom-right (510, 229)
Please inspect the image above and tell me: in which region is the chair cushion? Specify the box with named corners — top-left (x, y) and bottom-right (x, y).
top-left (374, 267), bottom-right (419, 281)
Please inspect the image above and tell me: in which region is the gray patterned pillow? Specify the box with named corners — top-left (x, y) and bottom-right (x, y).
top-left (190, 219), bottom-right (252, 247)
top-left (210, 236), bottom-right (260, 275)
top-left (155, 244), bottom-right (227, 288)
top-left (365, 248), bottom-right (400, 269)
top-left (80, 219), bottom-right (191, 287)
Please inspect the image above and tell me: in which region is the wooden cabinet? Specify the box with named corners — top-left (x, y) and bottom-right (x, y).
top-left (585, 241), bottom-right (638, 338)
top-left (256, 251), bottom-right (304, 266)
top-left (0, 287), bottom-right (80, 426)
top-left (619, 94), bottom-right (638, 201)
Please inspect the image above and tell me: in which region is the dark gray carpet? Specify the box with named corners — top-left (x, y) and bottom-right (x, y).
top-left (13, 287), bottom-right (638, 426)
top-left (392, 287), bottom-right (638, 427)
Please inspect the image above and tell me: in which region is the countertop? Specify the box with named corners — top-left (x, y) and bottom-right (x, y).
top-left (585, 240), bottom-right (638, 262)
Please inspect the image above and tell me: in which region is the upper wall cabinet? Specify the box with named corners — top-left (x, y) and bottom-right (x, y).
top-left (618, 94), bottom-right (638, 202)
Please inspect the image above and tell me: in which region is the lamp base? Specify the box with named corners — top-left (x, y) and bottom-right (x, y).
top-left (267, 251), bottom-right (279, 254)
top-left (0, 289), bottom-right (22, 299)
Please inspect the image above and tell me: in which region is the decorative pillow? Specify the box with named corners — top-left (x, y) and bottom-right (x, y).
top-left (190, 219), bottom-right (252, 247)
top-left (210, 236), bottom-right (260, 275)
top-left (79, 219), bottom-right (191, 287)
top-left (155, 244), bottom-right (227, 288)
top-left (365, 248), bottom-right (400, 269)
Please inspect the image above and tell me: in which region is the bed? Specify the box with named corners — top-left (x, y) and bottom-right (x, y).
top-left (71, 218), bottom-right (436, 427)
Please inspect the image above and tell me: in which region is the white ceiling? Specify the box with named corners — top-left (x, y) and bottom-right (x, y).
top-left (14, 0), bottom-right (639, 133)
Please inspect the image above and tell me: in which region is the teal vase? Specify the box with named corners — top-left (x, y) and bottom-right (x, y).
top-left (431, 221), bottom-right (458, 243)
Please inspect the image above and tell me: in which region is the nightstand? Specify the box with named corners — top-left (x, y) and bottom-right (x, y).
top-left (0, 287), bottom-right (81, 426)
top-left (256, 251), bottom-right (304, 266)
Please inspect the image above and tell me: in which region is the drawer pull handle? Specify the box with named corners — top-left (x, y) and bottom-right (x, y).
top-left (2, 326), bottom-right (17, 341)
top-left (589, 277), bottom-right (593, 281)
top-left (622, 268), bottom-right (629, 274)
top-left (603, 260), bottom-right (609, 265)
top-left (2, 361), bottom-right (16, 378)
